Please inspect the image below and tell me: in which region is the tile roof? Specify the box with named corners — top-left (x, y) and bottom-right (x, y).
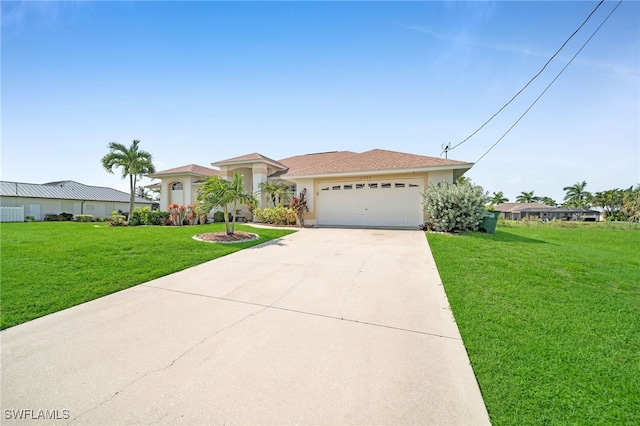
top-left (0, 180), bottom-right (153, 203)
top-left (282, 149), bottom-right (472, 177)
top-left (212, 153), bottom-right (287, 169)
top-left (148, 164), bottom-right (218, 177)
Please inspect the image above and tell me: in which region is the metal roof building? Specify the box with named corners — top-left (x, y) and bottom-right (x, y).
top-left (1, 180), bottom-right (153, 220)
top-left (1, 180), bottom-right (152, 204)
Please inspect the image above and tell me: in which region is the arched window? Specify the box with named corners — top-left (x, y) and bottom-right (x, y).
top-left (171, 182), bottom-right (183, 190)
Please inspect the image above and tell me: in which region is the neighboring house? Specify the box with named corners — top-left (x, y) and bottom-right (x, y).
top-left (148, 149), bottom-right (473, 228)
top-left (0, 180), bottom-right (154, 220)
top-left (494, 203), bottom-right (601, 221)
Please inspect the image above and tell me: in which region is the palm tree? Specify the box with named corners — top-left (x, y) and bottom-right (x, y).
top-left (562, 181), bottom-right (590, 208)
top-left (102, 140), bottom-right (156, 216)
top-left (259, 181), bottom-right (291, 207)
top-left (490, 191), bottom-right (509, 205)
top-left (516, 191), bottom-right (539, 203)
top-left (135, 186), bottom-right (152, 201)
top-left (197, 172), bottom-right (257, 235)
top-left (539, 196), bottom-right (557, 207)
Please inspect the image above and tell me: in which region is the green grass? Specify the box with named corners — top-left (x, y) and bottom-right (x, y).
top-left (427, 223), bottom-right (640, 425)
top-left (1, 222), bottom-right (295, 330)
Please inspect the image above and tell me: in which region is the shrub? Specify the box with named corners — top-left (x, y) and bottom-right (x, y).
top-left (76, 214), bottom-right (94, 222)
top-left (44, 213), bottom-right (74, 221)
top-left (422, 181), bottom-right (487, 232)
top-left (254, 205), bottom-right (296, 225)
top-left (24, 215), bottom-right (35, 222)
top-left (129, 207), bottom-right (170, 226)
top-left (213, 211), bottom-right (232, 223)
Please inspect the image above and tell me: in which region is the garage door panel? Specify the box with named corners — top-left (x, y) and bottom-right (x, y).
top-left (317, 179), bottom-right (423, 228)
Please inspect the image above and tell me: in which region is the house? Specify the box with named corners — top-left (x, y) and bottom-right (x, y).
top-left (0, 180), bottom-right (154, 220)
top-left (148, 149), bottom-right (473, 228)
top-left (494, 202), bottom-right (601, 221)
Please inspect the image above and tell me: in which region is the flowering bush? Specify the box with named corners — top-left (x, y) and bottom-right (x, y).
top-left (422, 181), bottom-right (487, 232)
top-left (254, 205), bottom-right (296, 225)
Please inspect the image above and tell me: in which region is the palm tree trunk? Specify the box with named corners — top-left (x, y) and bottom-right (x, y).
top-left (129, 174), bottom-right (135, 218)
top-left (231, 201), bottom-right (237, 234)
top-left (224, 206), bottom-right (231, 235)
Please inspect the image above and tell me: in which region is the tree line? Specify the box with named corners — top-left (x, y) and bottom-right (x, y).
top-left (489, 181), bottom-right (640, 221)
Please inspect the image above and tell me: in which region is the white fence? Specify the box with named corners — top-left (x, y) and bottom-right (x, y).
top-left (1, 206), bottom-right (24, 222)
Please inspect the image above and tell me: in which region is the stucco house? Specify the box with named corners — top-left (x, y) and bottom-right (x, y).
top-left (148, 149), bottom-right (473, 228)
top-left (0, 180), bottom-right (154, 220)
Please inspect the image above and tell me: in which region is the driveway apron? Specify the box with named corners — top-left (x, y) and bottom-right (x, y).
top-left (1, 228), bottom-right (490, 425)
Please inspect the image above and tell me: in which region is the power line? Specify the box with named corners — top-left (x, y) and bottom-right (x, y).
top-left (475, 0), bottom-right (623, 165)
top-left (442, 0), bottom-right (605, 157)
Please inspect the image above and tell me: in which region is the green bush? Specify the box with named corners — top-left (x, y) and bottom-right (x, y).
top-left (422, 181), bottom-right (487, 232)
top-left (254, 206), bottom-right (296, 225)
top-left (75, 214), bottom-right (94, 222)
top-left (213, 211), bottom-right (232, 223)
top-left (129, 208), bottom-right (170, 226)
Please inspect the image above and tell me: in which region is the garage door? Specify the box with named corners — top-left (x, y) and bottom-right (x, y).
top-left (316, 179), bottom-right (424, 227)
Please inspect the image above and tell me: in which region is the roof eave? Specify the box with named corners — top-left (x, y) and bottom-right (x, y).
top-left (282, 163), bottom-right (474, 180)
top-left (212, 159), bottom-right (287, 170)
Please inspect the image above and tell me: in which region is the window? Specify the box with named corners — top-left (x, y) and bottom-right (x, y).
top-left (368, 183), bottom-right (378, 189)
top-left (343, 184), bottom-right (352, 190)
top-left (320, 187), bottom-right (329, 191)
top-left (171, 182), bottom-right (183, 190)
top-left (381, 183), bottom-right (391, 188)
top-left (356, 184), bottom-right (365, 189)
top-left (332, 185), bottom-right (341, 190)
top-left (409, 184), bottom-right (419, 188)
top-left (395, 183), bottom-right (405, 188)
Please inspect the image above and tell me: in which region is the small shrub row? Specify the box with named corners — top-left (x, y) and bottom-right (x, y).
top-left (75, 214), bottom-right (94, 222)
top-left (44, 213), bottom-right (74, 221)
top-left (254, 206), bottom-right (296, 225)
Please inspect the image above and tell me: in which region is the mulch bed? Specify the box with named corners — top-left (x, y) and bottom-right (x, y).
top-left (193, 231), bottom-right (259, 244)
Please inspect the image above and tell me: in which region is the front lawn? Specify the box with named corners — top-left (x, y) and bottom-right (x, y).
top-left (0, 222), bottom-right (294, 330)
top-left (427, 223), bottom-right (640, 425)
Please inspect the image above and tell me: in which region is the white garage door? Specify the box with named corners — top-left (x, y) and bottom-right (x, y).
top-left (317, 179), bottom-right (424, 227)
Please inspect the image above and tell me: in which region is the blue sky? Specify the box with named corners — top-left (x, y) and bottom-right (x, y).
top-left (2, 1), bottom-right (638, 203)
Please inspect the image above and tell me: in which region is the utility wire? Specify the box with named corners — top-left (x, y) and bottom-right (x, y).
top-left (475, 0), bottom-right (623, 165)
top-left (444, 0), bottom-right (605, 156)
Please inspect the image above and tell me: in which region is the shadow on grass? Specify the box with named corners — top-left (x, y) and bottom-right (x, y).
top-left (467, 230), bottom-right (553, 245)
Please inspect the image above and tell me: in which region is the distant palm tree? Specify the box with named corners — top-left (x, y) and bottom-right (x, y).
top-left (259, 181), bottom-right (291, 207)
top-left (197, 173), bottom-right (257, 235)
top-left (563, 181), bottom-right (590, 208)
top-left (539, 196), bottom-right (557, 207)
top-left (490, 191), bottom-right (509, 205)
top-left (135, 186), bottom-right (153, 201)
top-left (102, 140), bottom-right (156, 215)
top-left (516, 191), bottom-right (539, 203)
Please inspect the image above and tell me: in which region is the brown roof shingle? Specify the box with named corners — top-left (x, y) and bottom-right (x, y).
top-left (283, 149), bottom-right (471, 177)
top-left (277, 151), bottom-right (357, 175)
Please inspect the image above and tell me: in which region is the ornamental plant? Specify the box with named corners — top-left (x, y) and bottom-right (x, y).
top-left (289, 188), bottom-right (309, 226)
top-left (422, 181), bottom-right (487, 232)
top-left (254, 205), bottom-right (296, 225)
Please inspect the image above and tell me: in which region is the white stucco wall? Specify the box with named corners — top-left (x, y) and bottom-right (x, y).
top-left (0, 197), bottom-right (149, 220)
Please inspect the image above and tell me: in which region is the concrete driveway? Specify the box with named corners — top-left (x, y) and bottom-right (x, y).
top-left (1, 228), bottom-right (489, 425)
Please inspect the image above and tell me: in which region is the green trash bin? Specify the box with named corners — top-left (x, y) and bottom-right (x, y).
top-left (480, 210), bottom-right (499, 234)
